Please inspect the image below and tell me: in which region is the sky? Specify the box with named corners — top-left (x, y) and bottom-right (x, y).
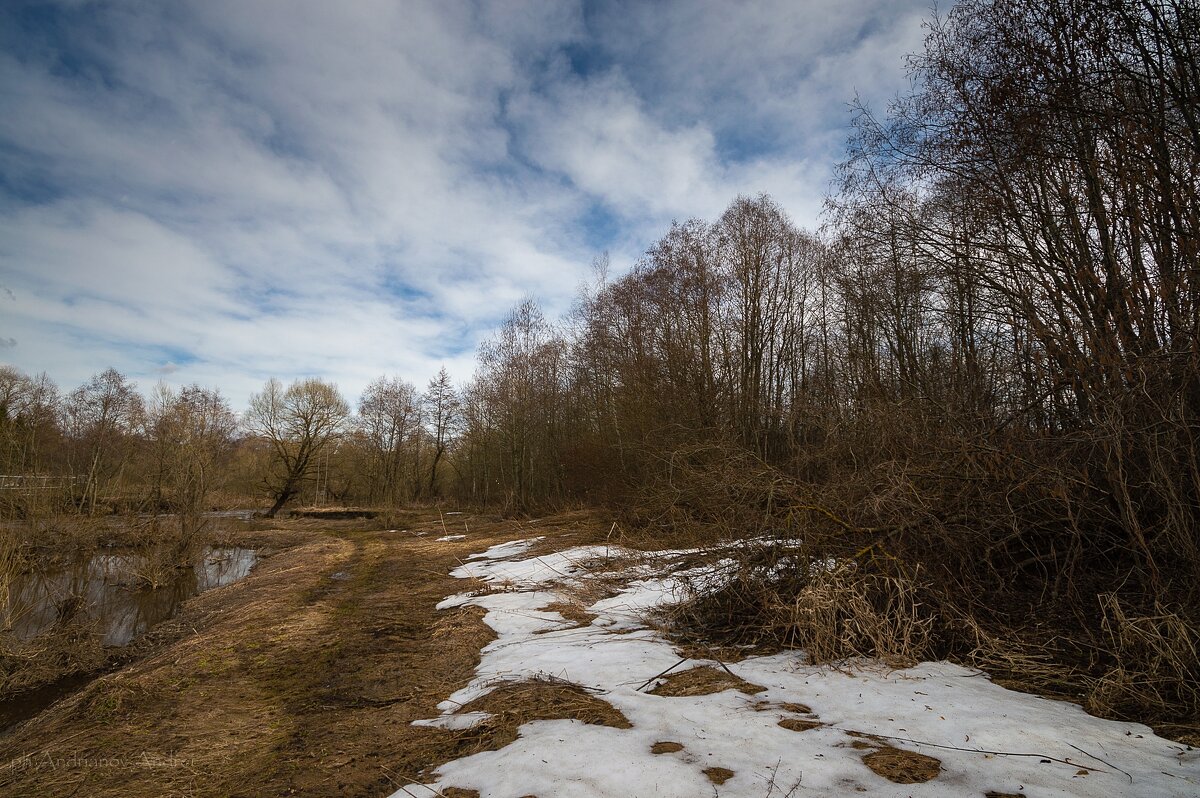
top-left (0, 0), bottom-right (933, 409)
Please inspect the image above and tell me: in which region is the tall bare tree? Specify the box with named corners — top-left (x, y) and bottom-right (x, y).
top-left (421, 368), bottom-right (459, 498)
top-left (245, 378), bottom-right (349, 517)
top-left (357, 376), bottom-right (420, 505)
top-left (147, 383), bottom-right (236, 539)
top-left (63, 368), bottom-right (143, 514)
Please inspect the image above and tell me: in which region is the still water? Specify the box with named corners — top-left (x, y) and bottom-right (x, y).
top-left (5, 546), bottom-right (257, 646)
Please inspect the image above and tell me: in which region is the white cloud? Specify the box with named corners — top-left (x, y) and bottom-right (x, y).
top-left (0, 0), bottom-right (936, 407)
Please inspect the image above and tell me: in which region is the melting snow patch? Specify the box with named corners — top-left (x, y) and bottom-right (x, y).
top-left (436, 534), bottom-right (467, 542)
top-left (412, 712), bottom-right (493, 730)
top-left (396, 542), bottom-right (1200, 798)
top-left (466, 537), bottom-right (546, 561)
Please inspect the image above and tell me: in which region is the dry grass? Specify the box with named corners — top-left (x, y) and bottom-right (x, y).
top-left (1086, 594), bottom-right (1200, 728)
top-left (0, 513), bottom-right (297, 702)
top-left (664, 547), bottom-right (936, 669)
top-left (0, 613), bottom-right (106, 696)
top-left (650, 740), bottom-right (684, 754)
top-left (447, 677), bottom-right (631, 759)
top-left (703, 766), bottom-right (735, 784)
top-left (0, 511), bottom-right (577, 798)
top-left (537, 600), bottom-right (596, 628)
top-left (777, 717), bottom-right (822, 732)
top-left (860, 745), bottom-right (942, 784)
top-left (548, 551), bottom-right (643, 609)
top-left (647, 665), bottom-right (764, 697)
top-left (613, 408), bottom-right (1200, 741)
top-left (780, 564), bottom-right (934, 667)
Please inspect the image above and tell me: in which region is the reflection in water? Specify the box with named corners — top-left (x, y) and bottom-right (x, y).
top-left (5, 547), bottom-right (257, 646)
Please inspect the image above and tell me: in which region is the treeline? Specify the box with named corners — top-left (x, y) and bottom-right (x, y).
top-left (462, 0), bottom-right (1199, 596)
top-left (0, 366), bottom-right (463, 519)
top-left (454, 0), bottom-right (1200, 724)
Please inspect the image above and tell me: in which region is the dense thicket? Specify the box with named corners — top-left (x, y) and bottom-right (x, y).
top-left (450, 0), bottom-right (1200, 727)
top-left (466, 3), bottom-right (1198, 535)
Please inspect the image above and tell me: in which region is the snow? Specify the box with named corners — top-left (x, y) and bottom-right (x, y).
top-left (464, 537), bottom-right (547, 562)
top-left (393, 541), bottom-right (1200, 798)
top-left (436, 534), bottom-right (467, 542)
top-left (412, 712), bottom-right (494, 730)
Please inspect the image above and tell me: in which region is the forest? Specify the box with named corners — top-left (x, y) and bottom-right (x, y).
top-left (3, 0), bottom-right (1198, 736)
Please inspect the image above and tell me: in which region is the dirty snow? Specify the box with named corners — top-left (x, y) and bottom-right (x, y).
top-left (393, 542), bottom-right (1200, 798)
top-left (465, 536), bottom-right (547, 562)
top-left (436, 534), bottom-right (467, 542)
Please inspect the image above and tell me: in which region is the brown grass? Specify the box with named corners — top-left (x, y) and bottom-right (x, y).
top-left (1085, 594), bottom-right (1200, 729)
top-left (538, 600), bottom-right (596, 628)
top-left (647, 665), bottom-right (764, 697)
top-left (860, 745), bottom-right (941, 784)
top-left (1, 613), bottom-right (106, 697)
top-left (650, 741), bottom-right (684, 754)
top-left (0, 511), bottom-right (593, 798)
top-left (664, 549), bottom-right (935, 669)
top-left (703, 766), bottom-right (735, 784)
top-left (777, 717), bottom-right (822, 732)
top-left (446, 677), bottom-right (630, 758)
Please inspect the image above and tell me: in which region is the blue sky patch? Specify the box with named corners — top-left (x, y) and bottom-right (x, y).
top-left (0, 0), bottom-right (934, 406)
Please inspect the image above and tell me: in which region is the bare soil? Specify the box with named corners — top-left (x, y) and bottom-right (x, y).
top-left (0, 510), bottom-right (612, 797)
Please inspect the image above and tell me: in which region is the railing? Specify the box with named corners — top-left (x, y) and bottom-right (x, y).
top-left (0, 475), bottom-right (80, 491)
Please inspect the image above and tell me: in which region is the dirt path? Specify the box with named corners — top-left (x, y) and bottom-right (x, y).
top-left (0, 511), bottom-right (608, 797)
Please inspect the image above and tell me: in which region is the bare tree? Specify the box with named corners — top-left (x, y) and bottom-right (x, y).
top-left (421, 368), bottom-right (459, 498)
top-left (245, 378), bottom-right (349, 517)
top-left (147, 383), bottom-right (237, 539)
top-left (357, 376), bottom-right (420, 505)
top-left (63, 368), bottom-right (144, 514)
top-left (0, 367), bottom-right (60, 477)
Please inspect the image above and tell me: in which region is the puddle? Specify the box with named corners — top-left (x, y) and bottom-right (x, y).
top-left (0, 544), bottom-right (258, 733)
top-left (288, 509), bottom-right (378, 520)
top-left (4, 546), bottom-right (257, 647)
top-left (137, 508), bottom-right (258, 522)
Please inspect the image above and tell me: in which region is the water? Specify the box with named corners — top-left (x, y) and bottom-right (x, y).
top-left (4, 546), bottom-right (257, 646)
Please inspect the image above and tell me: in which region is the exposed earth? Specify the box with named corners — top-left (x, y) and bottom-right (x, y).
top-left (0, 511), bottom-right (608, 797)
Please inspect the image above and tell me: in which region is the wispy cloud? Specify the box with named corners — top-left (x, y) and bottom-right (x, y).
top-left (0, 0), bottom-right (932, 406)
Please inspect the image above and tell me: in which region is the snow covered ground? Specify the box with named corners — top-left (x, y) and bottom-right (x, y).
top-left (393, 539), bottom-right (1200, 797)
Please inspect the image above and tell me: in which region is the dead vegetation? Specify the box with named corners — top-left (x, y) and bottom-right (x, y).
top-left (537, 600), bottom-right (596, 628)
top-left (0, 511), bottom-right (620, 797)
top-left (0, 512), bottom-right (259, 704)
top-left (417, 0), bottom-right (1200, 745)
top-left (860, 745), bottom-right (942, 784)
top-left (640, 450), bottom-right (1200, 742)
top-left (448, 677), bottom-right (631, 759)
top-left (703, 765), bottom-right (735, 784)
top-left (0, 611), bottom-right (106, 697)
top-left (647, 664), bottom-right (764, 697)
top-left (663, 542), bottom-right (936, 670)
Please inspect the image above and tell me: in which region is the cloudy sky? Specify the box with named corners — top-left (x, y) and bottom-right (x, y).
top-left (0, 0), bottom-right (932, 408)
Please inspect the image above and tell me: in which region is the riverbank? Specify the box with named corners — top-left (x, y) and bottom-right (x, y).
top-left (0, 510), bottom-right (610, 796)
